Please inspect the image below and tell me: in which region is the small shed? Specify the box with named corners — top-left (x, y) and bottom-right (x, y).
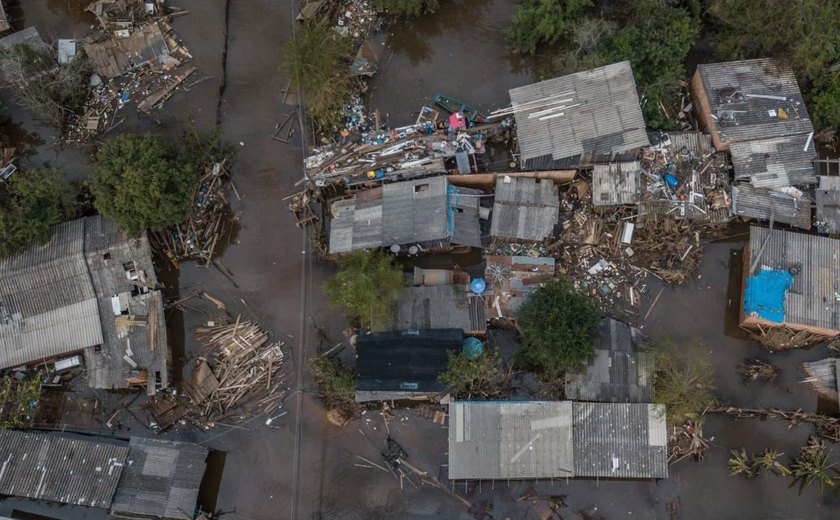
top-left (816, 176), bottom-right (840, 234)
top-left (741, 226), bottom-right (840, 336)
top-left (377, 285), bottom-right (486, 335)
top-left (355, 329), bottom-right (463, 402)
top-left (509, 61), bottom-right (649, 170)
top-left (490, 176), bottom-right (559, 242)
top-left (591, 161), bottom-right (641, 207)
top-left (565, 318), bottom-right (653, 403)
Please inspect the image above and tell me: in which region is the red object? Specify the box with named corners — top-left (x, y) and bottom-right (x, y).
top-left (449, 111), bottom-right (466, 130)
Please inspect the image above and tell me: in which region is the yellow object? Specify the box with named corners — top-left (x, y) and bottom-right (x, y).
top-left (777, 107), bottom-right (789, 120)
top-left (367, 170), bottom-right (376, 178)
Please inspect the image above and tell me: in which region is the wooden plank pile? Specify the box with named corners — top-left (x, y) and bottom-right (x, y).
top-left (190, 316), bottom-right (286, 423)
top-left (150, 160), bottom-right (239, 268)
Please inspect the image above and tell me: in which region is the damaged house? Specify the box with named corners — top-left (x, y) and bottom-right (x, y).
top-left (740, 226), bottom-right (839, 337)
top-left (483, 255), bottom-right (555, 322)
top-left (0, 215), bottom-right (168, 394)
top-left (691, 59), bottom-right (817, 229)
top-left (508, 61), bottom-right (649, 171)
top-left (328, 176), bottom-right (482, 255)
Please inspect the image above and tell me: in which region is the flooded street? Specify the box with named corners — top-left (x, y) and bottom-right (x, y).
top-left (1, 0), bottom-right (839, 519)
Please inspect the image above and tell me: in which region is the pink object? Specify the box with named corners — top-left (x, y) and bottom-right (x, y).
top-left (449, 111), bottom-right (466, 130)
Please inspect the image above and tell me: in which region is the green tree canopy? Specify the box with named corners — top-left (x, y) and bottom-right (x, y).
top-left (708, 0), bottom-right (840, 131)
top-left (515, 277), bottom-right (601, 377)
top-left (507, 0), bottom-right (593, 55)
top-left (323, 250), bottom-right (405, 329)
top-left (90, 133), bottom-right (196, 236)
top-left (376, 0), bottom-right (440, 17)
top-left (0, 168), bottom-right (73, 258)
top-left (283, 22), bottom-right (353, 131)
top-left (648, 337), bottom-right (715, 424)
top-left (439, 347), bottom-right (510, 398)
top-left (604, 0), bottom-right (699, 129)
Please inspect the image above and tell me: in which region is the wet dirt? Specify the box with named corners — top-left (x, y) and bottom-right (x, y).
top-left (1, 0), bottom-right (839, 519)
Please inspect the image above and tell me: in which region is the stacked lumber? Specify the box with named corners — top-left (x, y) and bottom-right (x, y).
top-left (188, 316), bottom-right (286, 423)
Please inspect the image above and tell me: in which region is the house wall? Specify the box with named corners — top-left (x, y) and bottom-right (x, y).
top-left (690, 70), bottom-right (728, 152)
top-left (447, 170), bottom-right (575, 190)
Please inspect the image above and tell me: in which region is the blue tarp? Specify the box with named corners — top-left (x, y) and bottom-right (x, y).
top-left (744, 268), bottom-right (794, 323)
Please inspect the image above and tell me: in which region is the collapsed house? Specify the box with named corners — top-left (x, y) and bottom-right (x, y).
top-left (816, 176), bottom-right (840, 235)
top-left (328, 176), bottom-right (482, 255)
top-left (0, 216), bottom-right (169, 394)
top-left (483, 255), bottom-right (555, 321)
top-left (692, 59), bottom-right (817, 229)
top-left (741, 226), bottom-right (840, 336)
top-left (507, 61), bottom-right (650, 171)
top-left (0, 26), bottom-right (48, 53)
top-left (490, 176), bottom-right (560, 242)
top-left (447, 401), bottom-right (668, 480)
top-left (0, 429), bottom-right (208, 519)
top-left (355, 329), bottom-right (463, 402)
top-left (565, 318), bottom-right (653, 403)
top-left (376, 285), bottom-right (486, 335)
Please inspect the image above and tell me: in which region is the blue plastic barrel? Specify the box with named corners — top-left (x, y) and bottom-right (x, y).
top-left (463, 337), bottom-right (484, 359)
top-left (470, 278), bottom-right (486, 294)
top-left (663, 173), bottom-right (679, 188)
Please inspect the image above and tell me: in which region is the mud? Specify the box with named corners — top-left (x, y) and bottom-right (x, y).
top-left (1, 0), bottom-right (839, 519)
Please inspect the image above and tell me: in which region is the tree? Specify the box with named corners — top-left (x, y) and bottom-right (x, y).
top-left (439, 347), bottom-right (511, 398)
top-left (90, 133), bottom-right (196, 235)
top-left (507, 0), bottom-right (593, 55)
top-left (376, 0), bottom-right (440, 17)
top-left (309, 356), bottom-right (356, 410)
top-left (0, 44), bottom-right (92, 126)
top-left (604, 0), bottom-right (699, 129)
top-left (648, 337), bottom-right (715, 423)
top-left (283, 22), bottom-right (354, 131)
top-left (323, 250), bottom-right (405, 329)
top-left (0, 168), bottom-right (73, 258)
top-left (515, 278), bottom-right (601, 377)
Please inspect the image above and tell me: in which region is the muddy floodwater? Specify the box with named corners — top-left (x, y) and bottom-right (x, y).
top-left (1, 0), bottom-right (839, 519)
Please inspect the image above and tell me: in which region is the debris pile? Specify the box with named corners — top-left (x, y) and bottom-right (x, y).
top-left (738, 359), bottom-right (779, 384)
top-left (638, 133), bottom-right (731, 224)
top-left (710, 407), bottom-right (840, 444)
top-left (64, 0), bottom-right (194, 143)
top-left (750, 325), bottom-right (832, 351)
top-left (668, 421), bottom-right (709, 464)
top-left (150, 160), bottom-right (238, 267)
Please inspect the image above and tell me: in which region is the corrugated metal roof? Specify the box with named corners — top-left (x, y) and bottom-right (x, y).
top-left (490, 177), bottom-right (559, 241)
top-left (591, 162), bottom-right (641, 206)
top-left (731, 185), bottom-right (812, 229)
top-left (748, 226), bottom-right (840, 332)
top-left (448, 401), bottom-right (574, 480)
top-left (329, 177), bottom-right (481, 253)
top-left (816, 176), bottom-right (840, 234)
top-left (355, 329), bottom-right (462, 401)
top-left (730, 136), bottom-right (817, 188)
top-left (0, 219), bottom-right (104, 368)
top-left (572, 402), bottom-right (668, 479)
top-left (697, 59), bottom-right (814, 143)
top-left (448, 401), bottom-right (668, 480)
top-left (0, 430), bottom-right (128, 508)
top-left (663, 132), bottom-right (714, 155)
top-left (565, 319), bottom-right (653, 403)
top-left (0, 26), bottom-right (49, 52)
top-left (378, 285), bottom-right (485, 333)
top-left (111, 437), bottom-right (208, 519)
top-left (510, 61), bottom-right (649, 165)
